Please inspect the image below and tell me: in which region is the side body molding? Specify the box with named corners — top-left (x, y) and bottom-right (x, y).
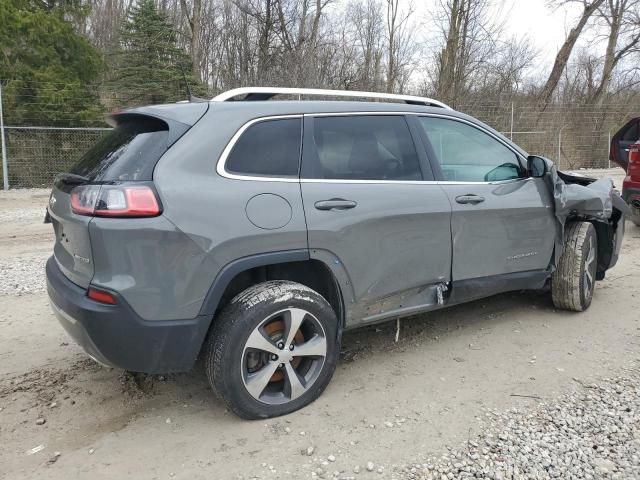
top-left (198, 249), bottom-right (311, 316)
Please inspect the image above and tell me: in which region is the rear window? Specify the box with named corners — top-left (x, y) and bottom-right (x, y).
top-left (225, 118), bottom-right (302, 177)
top-left (71, 117), bottom-right (169, 181)
top-left (622, 122), bottom-right (639, 142)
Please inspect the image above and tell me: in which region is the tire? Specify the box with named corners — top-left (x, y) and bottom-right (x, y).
top-left (204, 280), bottom-right (340, 419)
top-left (552, 221), bottom-right (598, 312)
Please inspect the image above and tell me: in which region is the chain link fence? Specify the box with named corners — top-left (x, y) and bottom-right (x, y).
top-left (0, 127), bottom-right (110, 188)
top-left (0, 96), bottom-right (633, 189)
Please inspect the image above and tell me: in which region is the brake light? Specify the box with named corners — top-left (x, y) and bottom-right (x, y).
top-left (629, 145), bottom-right (640, 164)
top-left (71, 184), bottom-right (161, 218)
top-left (87, 287), bottom-right (117, 305)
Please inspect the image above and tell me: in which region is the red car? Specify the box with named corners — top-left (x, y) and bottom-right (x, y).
top-left (610, 118), bottom-right (640, 225)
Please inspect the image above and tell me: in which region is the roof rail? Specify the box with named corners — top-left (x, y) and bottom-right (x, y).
top-left (211, 87), bottom-right (452, 110)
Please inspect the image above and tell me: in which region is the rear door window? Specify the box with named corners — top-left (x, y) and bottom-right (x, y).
top-left (71, 117), bottom-right (169, 181)
top-left (224, 118), bottom-right (302, 177)
top-left (302, 116), bottom-right (422, 181)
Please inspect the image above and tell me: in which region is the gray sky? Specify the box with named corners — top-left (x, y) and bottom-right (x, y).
top-left (414, 0), bottom-right (587, 70)
top-left (501, 0), bottom-right (581, 60)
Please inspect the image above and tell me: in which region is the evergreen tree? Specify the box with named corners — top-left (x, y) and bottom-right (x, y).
top-left (0, 0), bottom-right (103, 126)
top-left (106, 0), bottom-right (205, 106)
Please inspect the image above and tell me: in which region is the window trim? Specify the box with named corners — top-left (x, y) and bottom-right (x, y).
top-left (216, 112), bottom-right (529, 185)
top-left (216, 114), bottom-right (303, 182)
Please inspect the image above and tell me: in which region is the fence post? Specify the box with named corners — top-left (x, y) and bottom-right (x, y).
top-left (558, 124), bottom-right (568, 167)
top-left (607, 130), bottom-right (611, 169)
top-left (510, 102), bottom-right (514, 140)
top-left (0, 83), bottom-right (8, 190)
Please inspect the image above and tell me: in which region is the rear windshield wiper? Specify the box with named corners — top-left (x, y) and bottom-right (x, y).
top-left (55, 172), bottom-right (90, 185)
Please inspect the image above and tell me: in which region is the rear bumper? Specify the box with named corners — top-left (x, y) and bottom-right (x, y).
top-left (46, 257), bottom-right (210, 373)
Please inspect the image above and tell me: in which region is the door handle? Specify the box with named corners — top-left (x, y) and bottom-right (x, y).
top-left (455, 194), bottom-right (485, 205)
top-left (314, 199), bottom-right (358, 211)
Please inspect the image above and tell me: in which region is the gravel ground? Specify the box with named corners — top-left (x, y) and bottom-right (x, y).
top-left (0, 206), bottom-right (46, 223)
top-left (396, 367), bottom-right (640, 480)
top-left (0, 254), bottom-right (49, 295)
top-left (2, 171), bottom-right (640, 480)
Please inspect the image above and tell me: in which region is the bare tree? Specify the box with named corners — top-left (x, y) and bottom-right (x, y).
top-left (384, 0), bottom-right (416, 93)
top-left (431, 0), bottom-right (501, 106)
top-left (591, 0), bottom-right (640, 104)
top-left (538, 0), bottom-right (605, 106)
top-left (179, 0), bottom-right (203, 80)
top-left (348, 0), bottom-right (384, 90)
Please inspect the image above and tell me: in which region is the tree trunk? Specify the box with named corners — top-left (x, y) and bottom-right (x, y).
top-left (179, 0), bottom-right (203, 81)
top-left (538, 0), bottom-right (605, 107)
top-left (386, 0), bottom-right (397, 93)
top-left (190, 0), bottom-right (201, 80)
top-left (437, 0), bottom-right (463, 104)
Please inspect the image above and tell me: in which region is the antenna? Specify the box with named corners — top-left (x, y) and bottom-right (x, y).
top-left (179, 63), bottom-right (208, 103)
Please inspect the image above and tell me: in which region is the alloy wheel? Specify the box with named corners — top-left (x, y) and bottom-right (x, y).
top-left (241, 308), bottom-right (327, 405)
top-left (583, 235), bottom-right (596, 299)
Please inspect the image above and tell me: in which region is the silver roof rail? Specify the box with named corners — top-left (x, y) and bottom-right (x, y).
top-left (211, 87), bottom-right (452, 109)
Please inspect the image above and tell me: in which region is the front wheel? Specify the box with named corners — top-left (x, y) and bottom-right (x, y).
top-left (204, 281), bottom-right (339, 419)
top-left (552, 221), bottom-right (598, 312)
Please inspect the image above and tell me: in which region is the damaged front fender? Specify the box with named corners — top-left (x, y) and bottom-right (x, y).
top-left (542, 159), bottom-right (628, 276)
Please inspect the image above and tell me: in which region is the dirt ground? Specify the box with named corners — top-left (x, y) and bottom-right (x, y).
top-left (1, 168), bottom-right (639, 480)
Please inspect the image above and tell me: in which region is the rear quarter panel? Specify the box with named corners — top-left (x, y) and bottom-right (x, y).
top-left (151, 105), bottom-right (309, 319)
top-left (89, 215), bottom-right (218, 321)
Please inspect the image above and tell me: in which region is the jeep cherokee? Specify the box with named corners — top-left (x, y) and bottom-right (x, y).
top-left (46, 87), bottom-right (626, 419)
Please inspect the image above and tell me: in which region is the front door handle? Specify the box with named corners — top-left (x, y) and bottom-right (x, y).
top-left (455, 194), bottom-right (485, 205)
top-left (314, 199), bottom-right (358, 211)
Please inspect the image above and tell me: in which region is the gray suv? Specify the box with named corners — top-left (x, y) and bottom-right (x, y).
top-left (46, 88), bottom-right (626, 419)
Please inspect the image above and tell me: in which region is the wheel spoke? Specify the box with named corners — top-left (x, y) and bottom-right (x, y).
top-left (245, 361), bottom-right (279, 399)
top-left (284, 362), bottom-right (306, 400)
top-left (293, 335), bottom-right (327, 358)
top-left (245, 328), bottom-right (280, 355)
top-left (284, 308), bottom-right (307, 347)
top-left (585, 238), bottom-right (596, 268)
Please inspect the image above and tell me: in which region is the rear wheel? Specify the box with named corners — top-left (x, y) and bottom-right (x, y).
top-left (552, 222), bottom-right (598, 312)
top-left (205, 281), bottom-right (339, 419)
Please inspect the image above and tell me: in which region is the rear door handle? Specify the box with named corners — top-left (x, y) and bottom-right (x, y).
top-left (314, 199), bottom-right (357, 211)
top-left (455, 194), bottom-right (485, 205)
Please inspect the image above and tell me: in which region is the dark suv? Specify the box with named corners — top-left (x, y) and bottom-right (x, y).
top-left (46, 88), bottom-right (626, 419)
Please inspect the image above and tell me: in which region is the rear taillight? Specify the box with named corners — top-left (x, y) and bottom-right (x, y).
top-left (629, 145), bottom-right (640, 165)
top-left (87, 287), bottom-right (117, 305)
top-left (629, 144), bottom-right (640, 181)
top-left (71, 184), bottom-right (161, 218)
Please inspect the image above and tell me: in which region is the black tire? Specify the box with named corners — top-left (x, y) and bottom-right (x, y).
top-left (204, 280), bottom-right (339, 419)
top-left (552, 221), bottom-right (598, 312)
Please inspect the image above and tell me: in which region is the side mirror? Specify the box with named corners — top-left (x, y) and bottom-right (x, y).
top-left (527, 156), bottom-right (547, 178)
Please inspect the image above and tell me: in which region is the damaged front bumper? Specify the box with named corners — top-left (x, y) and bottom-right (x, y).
top-left (545, 164), bottom-right (629, 276)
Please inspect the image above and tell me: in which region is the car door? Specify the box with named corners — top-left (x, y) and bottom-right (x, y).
top-left (415, 115), bottom-right (556, 281)
top-left (299, 114), bottom-right (452, 325)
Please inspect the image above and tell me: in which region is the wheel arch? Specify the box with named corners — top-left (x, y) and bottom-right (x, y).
top-left (565, 212), bottom-right (622, 279)
top-left (198, 250), bottom-right (345, 334)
